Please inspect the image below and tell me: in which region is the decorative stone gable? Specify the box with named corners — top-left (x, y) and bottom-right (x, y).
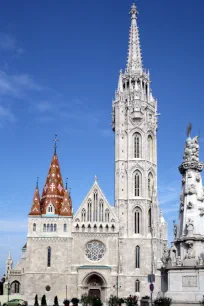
top-left (73, 178), bottom-right (118, 233)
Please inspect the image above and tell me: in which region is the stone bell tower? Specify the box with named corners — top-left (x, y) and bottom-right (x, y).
top-left (112, 3), bottom-right (167, 297)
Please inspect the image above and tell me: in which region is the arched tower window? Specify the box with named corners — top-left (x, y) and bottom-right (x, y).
top-left (105, 209), bottom-right (110, 223)
top-left (64, 224), bottom-right (67, 232)
top-left (134, 207), bottom-right (141, 234)
top-left (148, 172), bottom-right (154, 198)
top-left (99, 199), bottom-right (104, 222)
top-left (87, 198), bottom-right (92, 222)
top-left (81, 208), bottom-right (86, 222)
top-left (50, 224), bottom-right (53, 232)
top-left (148, 135), bottom-right (153, 162)
top-left (43, 224), bottom-right (46, 232)
top-left (33, 223), bottom-right (36, 231)
top-left (54, 224), bottom-right (57, 232)
top-left (148, 208), bottom-right (152, 233)
top-left (133, 132), bottom-right (141, 158)
top-left (135, 246), bottom-right (140, 268)
top-left (93, 189), bottom-right (98, 222)
top-left (47, 247), bottom-right (51, 267)
top-left (134, 170), bottom-right (142, 197)
top-left (47, 224), bottom-right (50, 232)
top-left (12, 281), bottom-right (20, 294)
top-left (135, 279), bottom-right (140, 292)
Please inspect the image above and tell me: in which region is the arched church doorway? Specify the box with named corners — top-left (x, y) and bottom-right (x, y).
top-left (83, 272), bottom-right (106, 302)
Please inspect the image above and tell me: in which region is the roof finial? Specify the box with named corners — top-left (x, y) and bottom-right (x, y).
top-left (66, 177), bottom-right (68, 190)
top-left (130, 3), bottom-right (138, 19)
top-left (53, 134), bottom-right (58, 154)
top-left (36, 176), bottom-right (39, 188)
top-left (187, 123), bottom-right (192, 138)
top-left (95, 175), bottom-right (98, 182)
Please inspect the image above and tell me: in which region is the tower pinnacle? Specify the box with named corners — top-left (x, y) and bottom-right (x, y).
top-left (126, 3), bottom-right (143, 73)
top-left (53, 134), bottom-right (58, 155)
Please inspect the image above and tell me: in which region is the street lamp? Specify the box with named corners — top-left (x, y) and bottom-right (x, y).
top-left (7, 283), bottom-right (11, 303)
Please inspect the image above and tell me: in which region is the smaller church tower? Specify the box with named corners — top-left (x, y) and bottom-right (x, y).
top-left (163, 125), bottom-right (204, 303)
top-left (5, 251), bottom-right (13, 279)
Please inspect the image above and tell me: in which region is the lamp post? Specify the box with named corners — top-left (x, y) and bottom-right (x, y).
top-left (7, 283), bottom-right (11, 303)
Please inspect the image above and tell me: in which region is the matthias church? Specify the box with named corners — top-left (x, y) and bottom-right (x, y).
top-left (3, 3), bottom-right (204, 306)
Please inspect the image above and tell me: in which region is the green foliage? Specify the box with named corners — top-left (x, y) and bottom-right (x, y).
top-left (154, 297), bottom-right (172, 306)
top-left (81, 294), bottom-right (92, 306)
top-left (92, 297), bottom-right (103, 306)
top-left (124, 296), bottom-right (138, 306)
top-left (54, 296), bottom-right (59, 306)
top-left (71, 298), bottom-right (79, 305)
top-left (63, 299), bottom-right (70, 305)
top-left (41, 295), bottom-right (47, 306)
top-left (107, 295), bottom-right (118, 306)
top-left (118, 298), bottom-right (124, 304)
top-left (34, 294), bottom-right (39, 306)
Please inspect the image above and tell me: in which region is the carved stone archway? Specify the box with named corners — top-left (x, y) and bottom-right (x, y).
top-left (82, 272), bottom-right (107, 302)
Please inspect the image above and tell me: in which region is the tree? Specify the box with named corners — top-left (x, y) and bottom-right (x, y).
top-left (41, 295), bottom-right (47, 306)
top-left (34, 294), bottom-right (39, 306)
top-left (54, 296), bottom-right (59, 306)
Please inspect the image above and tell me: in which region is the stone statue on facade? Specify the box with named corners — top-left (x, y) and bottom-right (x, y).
top-left (186, 219), bottom-right (194, 237)
top-left (176, 256), bottom-right (182, 266)
top-left (183, 124), bottom-right (199, 162)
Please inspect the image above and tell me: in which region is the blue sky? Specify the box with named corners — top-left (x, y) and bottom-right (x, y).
top-left (0, 0), bottom-right (204, 276)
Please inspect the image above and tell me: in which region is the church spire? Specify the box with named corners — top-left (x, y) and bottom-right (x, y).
top-left (60, 177), bottom-right (72, 216)
top-left (41, 137), bottom-right (65, 215)
top-left (126, 3), bottom-right (143, 74)
top-left (28, 177), bottom-right (41, 215)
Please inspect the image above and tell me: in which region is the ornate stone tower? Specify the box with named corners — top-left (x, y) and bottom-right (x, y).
top-left (164, 127), bottom-right (204, 304)
top-left (112, 3), bottom-right (167, 297)
top-left (5, 251), bottom-right (13, 279)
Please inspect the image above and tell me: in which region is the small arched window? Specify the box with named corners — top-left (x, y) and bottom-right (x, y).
top-left (135, 246), bottom-right (140, 268)
top-left (47, 247), bottom-right (51, 267)
top-left (47, 224), bottom-right (50, 232)
top-left (64, 224), bottom-right (67, 232)
top-left (148, 135), bottom-right (153, 162)
top-left (134, 170), bottom-right (142, 197)
top-left (54, 224), bottom-right (57, 232)
top-left (81, 208), bottom-right (86, 222)
top-left (148, 173), bottom-right (154, 198)
top-left (133, 133), bottom-right (141, 158)
top-left (134, 208), bottom-right (141, 234)
top-left (33, 223), bottom-right (36, 231)
top-left (12, 281), bottom-right (20, 294)
top-left (93, 189), bottom-right (98, 222)
top-left (50, 224), bottom-right (53, 232)
top-left (99, 199), bottom-right (104, 222)
top-left (148, 208), bottom-right (152, 233)
top-left (135, 279), bottom-right (140, 292)
top-left (43, 224), bottom-right (46, 232)
top-left (105, 209), bottom-right (110, 223)
top-left (87, 198), bottom-right (92, 222)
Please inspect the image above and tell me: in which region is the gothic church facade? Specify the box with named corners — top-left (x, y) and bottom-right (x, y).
top-left (4, 4), bottom-right (168, 304)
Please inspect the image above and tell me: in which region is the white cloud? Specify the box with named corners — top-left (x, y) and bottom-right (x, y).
top-left (0, 70), bottom-right (41, 98)
top-left (0, 33), bottom-right (25, 56)
top-left (0, 105), bottom-right (16, 124)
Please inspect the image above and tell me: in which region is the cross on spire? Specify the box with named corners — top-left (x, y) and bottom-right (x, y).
top-left (53, 134), bottom-right (58, 154)
top-left (36, 176), bottom-right (39, 188)
top-left (66, 177), bottom-right (68, 190)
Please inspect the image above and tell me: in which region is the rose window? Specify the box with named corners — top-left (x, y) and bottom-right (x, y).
top-left (85, 241), bottom-right (105, 261)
